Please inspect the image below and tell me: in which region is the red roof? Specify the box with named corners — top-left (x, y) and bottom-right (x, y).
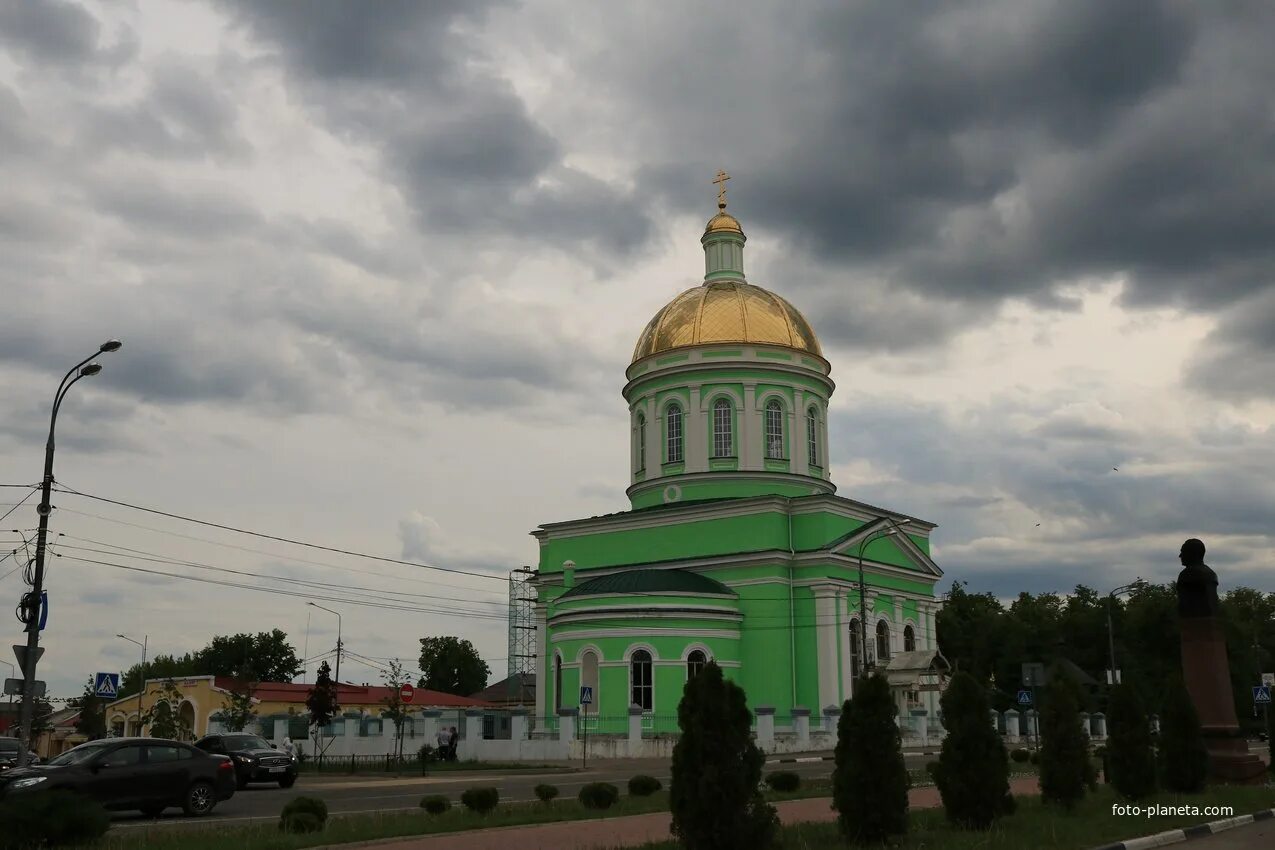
top-left (213, 678), bottom-right (490, 708)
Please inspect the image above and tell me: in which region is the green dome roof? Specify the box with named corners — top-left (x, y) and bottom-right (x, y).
top-left (560, 568), bottom-right (735, 599)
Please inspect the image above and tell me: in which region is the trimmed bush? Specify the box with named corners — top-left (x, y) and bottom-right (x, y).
top-left (534, 783), bottom-right (560, 803)
top-left (1106, 683), bottom-right (1157, 800)
top-left (1159, 680), bottom-right (1208, 793)
top-left (578, 782), bottom-right (620, 810)
top-left (1010, 748), bottom-right (1030, 763)
top-left (764, 771), bottom-right (801, 792)
top-left (1039, 665), bottom-right (1091, 810)
top-left (0, 790), bottom-right (110, 849)
top-left (417, 743), bottom-right (435, 762)
top-left (932, 671), bottom-right (1015, 829)
top-left (834, 673), bottom-right (910, 844)
top-left (1029, 750), bottom-right (1040, 765)
top-left (419, 795), bottom-right (450, 815)
top-left (280, 796), bottom-right (328, 826)
top-left (279, 812), bottom-right (324, 834)
top-left (671, 661), bottom-right (778, 850)
top-left (628, 775), bottom-right (662, 796)
top-left (460, 786), bottom-right (500, 815)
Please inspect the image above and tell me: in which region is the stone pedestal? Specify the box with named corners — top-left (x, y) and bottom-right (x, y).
top-left (792, 707), bottom-right (811, 749)
top-left (755, 706), bottom-right (775, 750)
top-left (1180, 617), bottom-right (1266, 783)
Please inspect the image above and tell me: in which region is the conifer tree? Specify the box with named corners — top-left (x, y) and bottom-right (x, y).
top-left (833, 673), bottom-right (909, 844)
top-left (670, 662), bottom-right (777, 850)
top-left (932, 672), bottom-right (1015, 828)
top-left (1158, 679), bottom-right (1207, 792)
top-left (1267, 706), bottom-right (1274, 778)
top-left (1039, 665), bottom-right (1090, 810)
top-left (1105, 683), bottom-right (1157, 799)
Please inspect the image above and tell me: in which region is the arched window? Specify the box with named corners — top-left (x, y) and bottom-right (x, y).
top-left (687, 649), bottom-right (708, 679)
top-left (849, 619), bottom-right (862, 678)
top-left (630, 649), bottom-right (653, 711)
top-left (904, 625), bottom-right (916, 652)
top-left (666, 404), bottom-right (683, 464)
top-left (806, 406), bottom-right (819, 466)
top-left (636, 413), bottom-right (646, 471)
top-left (581, 650), bottom-right (599, 707)
top-left (554, 654), bottom-right (563, 712)
top-left (876, 621), bottom-right (891, 661)
top-left (765, 399), bottom-right (784, 459)
top-left (712, 399), bottom-right (732, 457)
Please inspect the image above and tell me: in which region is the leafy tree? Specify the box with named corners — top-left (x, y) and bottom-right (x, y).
top-left (1039, 664), bottom-right (1091, 810)
top-left (195, 630), bottom-right (303, 683)
top-left (417, 637), bottom-right (490, 696)
top-left (1105, 683), bottom-right (1156, 799)
top-left (70, 678), bottom-right (107, 740)
top-left (833, 674), bottom-right (909, 844)
top-left (932, 672), bottom-right (1015, 828)
top-left (1158, 679), bottom-right (1207, 792)
top-left (218, 680), bottom-right (258, 732)
top-left (143, 679), bottom-right (192, 740)
top-left (670, 661), bottom-right (777, 850)
top-left (379, 659), bottom-right (410, 760)
top-left (936, 582), bottom-right (1005, 684)
top-left (120, 653), bottom-right (197, 700)
top-left (306, 661), bottom-right (339, 747)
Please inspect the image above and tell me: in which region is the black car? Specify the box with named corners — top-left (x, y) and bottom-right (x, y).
top-left (0, 737), bottom-right (236, 817)
top-left (0, 737), bottom-right (39, 771)
top-left (193, 733), bottom-right (297, 788)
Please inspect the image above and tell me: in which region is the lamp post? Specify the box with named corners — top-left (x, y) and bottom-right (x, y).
top-left (856, 519), bottom-right (910, 676)
top-left (307, 603), bottom-right (342, 702)
top-left (1105, 580), bottom-right (1139, 686)
top-left (116, 634), bottom-right (147, 735)
top-left (15, 340), bottom-right (121, 766)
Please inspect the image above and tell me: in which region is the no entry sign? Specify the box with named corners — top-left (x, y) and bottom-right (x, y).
top-left (399, 684), bottom-right (415, 704)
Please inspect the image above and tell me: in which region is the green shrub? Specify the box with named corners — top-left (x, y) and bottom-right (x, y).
top-left (280, 795), bottom-right (328, 825)
top-left (932, 672), bottom-right (1015, 829)
top-left (1106, 684), bottom-right (1157, 800)
top-left (1039, 665), bottom-right (1091, 810)
top-left (417, 743), bottom-right (434, 762)
top-left (670, 662), bottom-right (778, 850)
top-left (419, 795), bottom-right (450, 815)
top-left (578, 782), bottom-right (620, 810)
top-left (279, 812), bottom-right (324, 834)
top-left (834, 673), bottom-right (910, 844)
top-left (764, 771), bottom-right (801, 792)
top-left (1159, 680), bottom-right (1208, 793)
top-left (460, 786), bottom-right (500, 815)
top-left (1268, 703), bottom-right (1275, 777)
top-left (0, 790), bottom-right (110, 849)
top-left (1029, 750), bottom-right (1040, 765)
top-left (534, 783), bottom-right (559, 803)
top-left (628, 775), bottom-right (662, 796)
top-left (1010, 748), bottom-right (1030, 763)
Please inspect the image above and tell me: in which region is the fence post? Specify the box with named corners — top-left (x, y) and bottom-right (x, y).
top-left (1004, 709), bottom-right (1020, 743)
top-left (822, 705), bottom-right (841, 736)
top-left (1092, 712), bottom-right (1107, 740)
top-left (628, 705), bottom-right (644, 754)
top-left (792, 706), bottom-right (810, 750)
top-left (755, 706), bottom-right (775, 752)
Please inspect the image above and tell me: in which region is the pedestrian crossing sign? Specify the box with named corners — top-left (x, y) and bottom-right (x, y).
top-left (1254, 685), bottom-right (1271, 705)
top-left (1016, 689), bottom-right (1033, 706)
top-left (580, 686), bottom-right (593, 705)
top-left (94, 672), bottom-right (119, 699)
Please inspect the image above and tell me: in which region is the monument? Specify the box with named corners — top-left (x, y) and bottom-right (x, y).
top-left (1175, 538), bottom-right (1266, 782)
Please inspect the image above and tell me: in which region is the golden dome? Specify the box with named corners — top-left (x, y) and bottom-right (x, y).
top-left (632, 280), bottom-right (822, 363)
top-left (705, 211), bottom-right (743, 234)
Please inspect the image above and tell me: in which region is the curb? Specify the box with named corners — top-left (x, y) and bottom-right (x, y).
top-left (1092, 808), bottom-right (1275, 850)
top-left (766, 751), bottom-right (941, 765)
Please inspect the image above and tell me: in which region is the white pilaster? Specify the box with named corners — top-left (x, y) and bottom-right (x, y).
top-left (794, 389), bottom-right (807, 472)
top-left (814, 586), bottom-right (838, 711)
top-left (645, 397), bottom-right (658, 473)
top-left (836, 589), bottom-right (852, 703)
top-left (687, 385), bottom-right (704, 472)
top-left (742, 383), bottom-right (759, 467)
top-left (534, 604), bottom-right (548, 720)
top-left (894, 598), bottom-right (904, 653)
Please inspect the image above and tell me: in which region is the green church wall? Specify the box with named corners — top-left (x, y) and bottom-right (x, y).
top-left (627, 479), bottom-right (824, 508)
top-left (538, 512), bottom-right (790, 571)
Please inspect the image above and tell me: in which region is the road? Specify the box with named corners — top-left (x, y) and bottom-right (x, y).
top-left (109, 752), bottom-right (861, 829)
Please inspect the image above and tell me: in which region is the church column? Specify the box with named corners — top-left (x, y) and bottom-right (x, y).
top-left (687, 385), bottom-right (704, 472)
top-left (793, 389), bottom-right (807, 473)
top-left (786, 398), bottom-right (798, 471)
top-left (894, 598), bottom-right (904, 654)
top-left (644, 396), bottom-right (658, 475)
top-left (820, 411), bottom-right (830, 481)
top-left (742, 383), bottom-right (759, 468)
top-left (814, 585), bottom-right (838, 712)
top-left (534, 603), bottom-right (548, 720)
top-left (836, 588), bottom-right (852, 703)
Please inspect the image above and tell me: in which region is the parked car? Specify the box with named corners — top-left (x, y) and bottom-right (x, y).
top-left (0, 737), bottom-right (39, 771)
top-left (0, 737), bottom-right (236, 816)
top-left (193, 732), bottom-right (297, 788)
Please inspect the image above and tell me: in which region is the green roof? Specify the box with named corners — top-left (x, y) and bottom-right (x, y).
top-left (559, 568), bottom-right (736, 599)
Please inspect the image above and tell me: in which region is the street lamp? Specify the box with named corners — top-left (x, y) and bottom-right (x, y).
top-left (117, 634), bottom-right (147, 735)
top-left (307, 603), bottom-right (342, 704)
top-left (1105, 580), bottom-right (1140, 686)
top-left (15, 339), bottom-right (122, 766)
top-left (857, 519), bottom-right (910, 676)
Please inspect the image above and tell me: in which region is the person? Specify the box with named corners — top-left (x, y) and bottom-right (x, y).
top-left (435, 726), bottom-right (449, 760)
top-left (282, 737), bottom-right (296, 759)
top-left (447, 726), bottom-right (459, 762)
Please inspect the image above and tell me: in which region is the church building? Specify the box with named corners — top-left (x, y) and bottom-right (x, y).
top-left (532, 177), bottom-right (944, 733)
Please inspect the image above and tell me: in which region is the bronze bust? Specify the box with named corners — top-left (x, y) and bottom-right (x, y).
top-left (1176, 538), bottom-right (1219, 618)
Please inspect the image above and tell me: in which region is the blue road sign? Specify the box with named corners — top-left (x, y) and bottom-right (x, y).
top-left (1254, 685), bottom-right (1271, 705)
top-left (580, 686), bottom-right (593, 705)
top-left (38, 591), bottom-right (48, 631)
top-left (94, 672), bottom-right (120, 699)
top-left (1017, 689), bottom-right (1033, 706)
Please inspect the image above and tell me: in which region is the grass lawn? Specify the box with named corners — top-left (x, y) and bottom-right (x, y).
top-left (97, 781), bottom-right (832, 849)
top-left (622, 784), bottom-right (1275, 849)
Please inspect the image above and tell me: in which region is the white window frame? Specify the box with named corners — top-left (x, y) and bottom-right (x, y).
top-left (765, 399), bottom-right (784, 459)
top-left (712, 398), bottom-right (733, 457)
top-left (666, 404), bottom-right (683, 464)
top-left (806, 406), bottom-right (819, 466)
top-left (630, 649), bottom-right (654, 711)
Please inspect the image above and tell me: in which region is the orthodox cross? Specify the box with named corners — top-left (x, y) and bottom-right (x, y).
top-left (712, 169), bottom-right (730, 209)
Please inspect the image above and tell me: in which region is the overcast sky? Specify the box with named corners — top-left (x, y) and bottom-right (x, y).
top-left (3, 0), bottom-right (1274, 703)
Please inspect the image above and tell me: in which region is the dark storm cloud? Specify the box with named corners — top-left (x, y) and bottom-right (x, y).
top-left (0, 0), bottom-right (101, 65)
top-left (217, 0), bottom-right (652, 258)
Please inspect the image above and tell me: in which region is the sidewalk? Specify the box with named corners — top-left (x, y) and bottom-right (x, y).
top-left (337, 777), bottom-right (1040, 850)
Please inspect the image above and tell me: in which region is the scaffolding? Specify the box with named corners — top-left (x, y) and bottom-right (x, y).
top-left (506, 567), bottom-right (537, 701)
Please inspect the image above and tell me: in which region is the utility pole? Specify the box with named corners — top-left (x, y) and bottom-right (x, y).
top-left (16, 340), bottom-right (121, 767)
